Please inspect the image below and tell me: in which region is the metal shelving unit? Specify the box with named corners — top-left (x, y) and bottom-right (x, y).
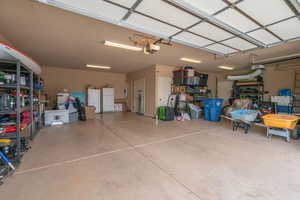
top-left (0, 59), bottom-right (41, 160)
top-left (231, 80), bottom-right (265, 104)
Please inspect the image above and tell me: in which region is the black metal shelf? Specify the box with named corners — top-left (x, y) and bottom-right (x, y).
top-left (0, 106), bottom-right (31, 115)
top-left (0, 84), bottom-right (30, 90)
top-left (0, 122), bottom-right (32, 139)
top-left (234, 84), bottom-right (264, 87)
top-left (0, 59), bottom-right (43, 163)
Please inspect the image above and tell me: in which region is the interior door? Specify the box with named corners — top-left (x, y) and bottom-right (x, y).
top-left (133, 78), bottom-right (145, 114)
top-left (157, 77), bottom-right (172, 107)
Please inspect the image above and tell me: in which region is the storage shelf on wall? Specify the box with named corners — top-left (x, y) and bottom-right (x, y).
top-left (0, 84), bottom-right (31, 90)
top-left (0, 59), bottom-right (42, 160)
top-left (232, 80), bottom-right (265, 103)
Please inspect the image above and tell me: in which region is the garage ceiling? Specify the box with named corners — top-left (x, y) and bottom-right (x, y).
top-left (36, 0), bottom-right (300, 56)
top-left (0, 0), bottom-right (300, 73)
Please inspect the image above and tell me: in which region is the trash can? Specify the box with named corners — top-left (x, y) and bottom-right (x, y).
top-left (203, 99), bottom-right (211, 121)
top-left (202, 98), bottom-right (224, 122)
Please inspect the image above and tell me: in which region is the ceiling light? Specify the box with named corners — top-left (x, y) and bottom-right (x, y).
top-left (180, 57), bottom-right (202, 63)
top-left (218, 65), bottom-right (235, 70)
top-left (104, 41), bottom-right (142, 51)
top-left (86, 64), bottom-right (111, 69)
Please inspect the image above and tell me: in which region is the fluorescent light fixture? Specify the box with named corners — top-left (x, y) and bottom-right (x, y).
top-left (218, 65), bottom-right (235, 70)
top-left (104, 41), bottom-right (142, 51)
top-left (86, 64), bottom-right (111, 69)
top-left (180, 57), bottom-right (202, 63)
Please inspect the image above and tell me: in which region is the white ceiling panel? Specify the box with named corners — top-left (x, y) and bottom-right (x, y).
top-left (237, 0), bottom-right (294, 26)
top-left (247, 29), bottom-right (281, 45)
top-left (222, 37), bottom-right (257, 51)
top-left (55, 0), bottom-right (128, 21)
top-left (135, 0), bottom-right (200, 29)
top-left (109, 0), bottom-right (137, 8)
top-left (189, 22), bottom-right (234, 41)
top-left (173, 32), bottom-right (213, 47)
top-left (180, 0), bottom-right (227, 15)
top-left (215, 8), bottom-right (259, 32)
top-left (126, 13), bottom-right (180, 37)
top-left (268, 18), bottom-right (300, 40)
top-left (205, 43), bottom-right (237, 54)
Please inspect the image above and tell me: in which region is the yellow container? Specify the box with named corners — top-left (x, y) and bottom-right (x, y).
top-left (0, 139), bottom-right (12, 147)
top-left (262, 114), bottom-right (300, 130)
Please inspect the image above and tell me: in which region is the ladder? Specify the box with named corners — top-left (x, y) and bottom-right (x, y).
top-left (294, 71), bottom-right (300, 113)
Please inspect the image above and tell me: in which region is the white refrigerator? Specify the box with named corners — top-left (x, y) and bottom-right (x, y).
top-left (87, 88), bottom-right (114, 113)
top-left (102, 88), bottom-right (114, 112)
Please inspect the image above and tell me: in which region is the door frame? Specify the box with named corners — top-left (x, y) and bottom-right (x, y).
top-left (157, 76), bottom-right (172, 108)
top-left (132, 78), bottom-right (146, 114)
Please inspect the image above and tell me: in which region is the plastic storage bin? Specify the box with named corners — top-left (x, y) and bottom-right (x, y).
top-left (188, 104), bottom-right (202, 120)
top-left (277, 105), bottom-right (293, 114)
top-left (262, 114), bottom-right (300, 130)
top-left (203, 98), bottom-right (224, 122)
top-left (45, 110), bottom-right (69, 126)
top-left (197, 73), bottom-right (208, 87)
top-left (230, 109), bottom-right (259, 122)
top-left (69, 112), bottom-right (78, 123)
top-left (279, 88), bottom-right (292, 96)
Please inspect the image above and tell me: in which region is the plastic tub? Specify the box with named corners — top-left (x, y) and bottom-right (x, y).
top-left (262, 114), bottom-right (300, 130)
top-left (230, 109), bottom-right (259, 122)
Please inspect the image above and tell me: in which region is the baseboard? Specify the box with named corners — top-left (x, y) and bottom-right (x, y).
top-left (144, 113), bottom-right (155, 118)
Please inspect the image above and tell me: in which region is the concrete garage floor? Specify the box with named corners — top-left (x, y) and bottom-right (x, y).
top-left (1, 113), bottom-right (300, 200)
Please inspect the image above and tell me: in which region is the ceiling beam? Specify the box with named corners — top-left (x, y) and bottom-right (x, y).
top-left (170, 0), bottom-right (244, 38)
top-left (163, 0), bottom-right (266, 48)
top-left (284, 0), bottom-right (300, 17)
top-left (122, 0), bottom-right (143, 21)
top-left (102, 0), bottom-right (228, 55)
top-left (222, 0), bottom-right (283, 42)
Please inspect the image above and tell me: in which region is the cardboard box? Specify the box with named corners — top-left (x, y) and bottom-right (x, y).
top-left (85, 106), bottom-right (96, 120)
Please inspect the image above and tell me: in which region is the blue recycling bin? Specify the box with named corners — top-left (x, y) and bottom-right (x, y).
top-left (279, 88), bottom-right (292, 96)
top-left (202, 98), bottom-right (224, 122)
top-left (203, 99), bottom-right (211, 121)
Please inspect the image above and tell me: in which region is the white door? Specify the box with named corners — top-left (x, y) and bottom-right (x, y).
top-left (157, 77), bottom-right (172, 107)
top-left (88, 89), bottom-right (101, 113)
top-left (133, 79), bottom-right (145, 113)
